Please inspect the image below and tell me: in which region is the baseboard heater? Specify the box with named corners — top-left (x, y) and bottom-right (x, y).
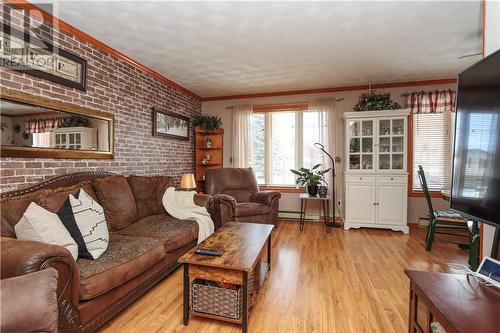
top-left (278, 211), bottom-right (320, 221)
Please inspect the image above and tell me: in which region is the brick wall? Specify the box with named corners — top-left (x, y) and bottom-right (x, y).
top-left (0, 4), bottom-right (201, 192)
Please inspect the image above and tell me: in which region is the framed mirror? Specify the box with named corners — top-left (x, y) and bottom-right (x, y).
top-left (0, 88), bottom-right (114, 159)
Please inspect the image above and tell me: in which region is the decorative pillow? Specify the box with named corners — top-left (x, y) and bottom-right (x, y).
top-left (58, 189), bottom-right (109, 260)
top-left (93, 176), bottom-right (138, 230)
top-left (14, 202), bottom-right (78, 261)
top-left (128, 175), bottom-right (175, 218)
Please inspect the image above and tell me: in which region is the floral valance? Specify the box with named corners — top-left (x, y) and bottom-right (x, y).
top-left (405, 89), bottom-right (456, 114)
top-left (25, 117), bottom-right (65, 134)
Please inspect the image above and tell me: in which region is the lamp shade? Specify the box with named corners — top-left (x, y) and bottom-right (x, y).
top-left (180, 174), bottom-right (196, 190)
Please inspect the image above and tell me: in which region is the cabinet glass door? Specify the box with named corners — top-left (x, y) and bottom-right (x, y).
top-left (361, 120), bottom-right (374, 170)
top-left (349, 120), bottom-right (374, 170)
top-left (378, 118), bottom-right (405, 171)
top-left (349, 120), bottom-right (361, 169)
top-left (391, 119), bottom-right (404, 170)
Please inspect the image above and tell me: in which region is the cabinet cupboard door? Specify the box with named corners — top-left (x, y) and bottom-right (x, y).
top-left (346, 183), bottom-right (376, 223)
top-left (377, 184), bottom-right (406, 225)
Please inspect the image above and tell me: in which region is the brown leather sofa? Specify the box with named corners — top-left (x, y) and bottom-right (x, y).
top-left (0, 171), bottom-right (221, 333)
top-left (205, 168), bottom-right (281, 227)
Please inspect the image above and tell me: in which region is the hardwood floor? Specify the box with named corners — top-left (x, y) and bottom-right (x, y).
top-left (99, 221), bottom-right (467, 333)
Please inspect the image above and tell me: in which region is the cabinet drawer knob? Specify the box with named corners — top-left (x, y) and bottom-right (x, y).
top-left (359, 177), bottom-right (363, 180)
top-left (390, 177), bottom-right (394, 180)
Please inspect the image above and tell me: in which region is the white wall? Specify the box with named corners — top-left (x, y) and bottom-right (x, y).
top-left (482, 0), bottom-right (500, 257)
top-left (202, 83), bottom-right (454, 220)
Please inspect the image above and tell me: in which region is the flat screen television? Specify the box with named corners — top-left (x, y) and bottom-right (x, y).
top-left (450, 49), bottom-right (500, 227)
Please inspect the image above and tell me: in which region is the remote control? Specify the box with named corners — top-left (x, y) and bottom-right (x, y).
top-left (194, 249), bottom-right (223, 256)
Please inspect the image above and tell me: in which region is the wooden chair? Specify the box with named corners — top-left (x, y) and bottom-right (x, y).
top-left (416, 165), bottom-right (470, 251)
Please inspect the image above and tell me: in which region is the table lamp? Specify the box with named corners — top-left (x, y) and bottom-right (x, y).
top-left (179, 174), bottom-right (196, 191)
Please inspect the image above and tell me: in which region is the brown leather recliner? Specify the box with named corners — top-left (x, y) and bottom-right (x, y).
top-left (205, 168), bottom-right (281, 227)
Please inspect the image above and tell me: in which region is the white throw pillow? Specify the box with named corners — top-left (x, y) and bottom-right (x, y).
top-left (15, 202), bottom-right (78, 261)
top-left (57, 189), bottom-right (109, 260)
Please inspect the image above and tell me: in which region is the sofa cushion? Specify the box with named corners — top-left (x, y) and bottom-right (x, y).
top-left (205, 168), bottom-right (259, 202)
top-left (0, 189), bottom-right (45, 238)
top-left (235, 202), bottom-right (270, 217)
top-left (127, 175), bottom-right (174, 218)
top-left (93, 176), bottom-right (138, 231)
top-left (77, 234), bottom-right (164, 300)
top-left (114, 213), bottom-right (198, 253)
top-left (37, 181), bottom-right (98, 213)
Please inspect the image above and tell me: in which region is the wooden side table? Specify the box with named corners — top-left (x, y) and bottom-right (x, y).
top-left (299, 193), bottom-right (331, 233)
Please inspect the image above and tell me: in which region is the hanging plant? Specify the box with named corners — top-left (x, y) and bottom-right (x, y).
top-left (353, 91), bottom-right (401, 111)
top-left (192, 115), bottom-right (222, 132)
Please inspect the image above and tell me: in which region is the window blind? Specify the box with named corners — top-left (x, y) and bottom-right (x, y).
top-left (412, 112), bottom-right (454, 192)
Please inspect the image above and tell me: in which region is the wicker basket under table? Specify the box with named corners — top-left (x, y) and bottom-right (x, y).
top-left (191, 272), bottom-right (257, 320)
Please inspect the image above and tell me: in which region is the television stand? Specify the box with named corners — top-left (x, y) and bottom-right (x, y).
top-left (405, 270), bottom-right (500, 333)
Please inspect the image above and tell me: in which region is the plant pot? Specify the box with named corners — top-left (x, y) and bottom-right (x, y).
top-left (318, 186), bottom-right (328, 198)
top-left (306, 185), bottom-right (319, 196)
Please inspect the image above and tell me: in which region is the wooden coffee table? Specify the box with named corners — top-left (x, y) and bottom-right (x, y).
top-left (179, 222), bottom-right (273, 333)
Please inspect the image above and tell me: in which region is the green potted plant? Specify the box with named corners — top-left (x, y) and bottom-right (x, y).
top-left (290, 164), bottom-right (331, 196)
top-left (192, 115), bottom-right (222, 132)
top-left (353, 91), bottom-right (401, 111)
top-left (59, 115), bottom-right (90, 128)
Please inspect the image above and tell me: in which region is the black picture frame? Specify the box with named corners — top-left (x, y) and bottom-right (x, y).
top-left (152, 107), bottom-right (190, 140)
top-left (1, 24), bottom-right (87, 91)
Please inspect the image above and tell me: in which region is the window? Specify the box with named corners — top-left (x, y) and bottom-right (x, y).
top-left (31, 132), bottom-right (51, 148)
top-left (248, 109), bottom-right (328, 186)
top-left (249, 113), bottom-right (265, 184)
top-left (411, 112), bottom-right (454, 192)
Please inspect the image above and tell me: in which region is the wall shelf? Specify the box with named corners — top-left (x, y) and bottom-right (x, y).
top-left (195, 127), bottom-right (224, 192)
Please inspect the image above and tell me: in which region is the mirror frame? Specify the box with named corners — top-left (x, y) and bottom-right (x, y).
top-left (1, 88), bottom-right (114, 159)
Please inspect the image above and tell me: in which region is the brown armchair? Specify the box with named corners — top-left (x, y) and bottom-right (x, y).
top-left (205, 168), bottom-right (281, 227)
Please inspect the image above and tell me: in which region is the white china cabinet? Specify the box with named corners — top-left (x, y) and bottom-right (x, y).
top-left (343, 109), bottom-right (410, 234)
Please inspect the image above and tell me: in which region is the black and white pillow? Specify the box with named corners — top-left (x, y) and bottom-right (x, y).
top-left (58, 189), bottom-right (109, 260)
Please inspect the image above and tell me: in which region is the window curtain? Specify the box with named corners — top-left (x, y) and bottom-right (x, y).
top-left (308, 99), bottom-right (336, 216)
top-left (406, 89), bottom-right (456, 114)
top-left (407, 90), bottom-right (456, 192)
top-left (25, 117), bottom-right (65, 134)
top-left (231, 105), bottom-right (253, 168)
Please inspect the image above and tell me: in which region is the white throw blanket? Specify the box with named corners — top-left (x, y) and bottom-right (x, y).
top-left (162, 187), bottom-right (214, 243)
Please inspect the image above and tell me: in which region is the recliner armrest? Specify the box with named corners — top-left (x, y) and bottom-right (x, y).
top-left (251, 191), bottom-right (281, 205)
top-left (193, 193), bottom-right (212, 208)
top-left (1, 237), bottom-right (81, 330)
top-left (212, 194), bottom-right (237, 208)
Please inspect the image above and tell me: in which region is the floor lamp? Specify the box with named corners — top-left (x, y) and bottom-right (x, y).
top-left (314, 142), bottom-right (342, 228)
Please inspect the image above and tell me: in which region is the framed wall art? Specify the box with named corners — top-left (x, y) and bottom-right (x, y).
top-left (1, 24), bottom-right (87, 91)
top-left (152, 107), bottom-right (190, 140)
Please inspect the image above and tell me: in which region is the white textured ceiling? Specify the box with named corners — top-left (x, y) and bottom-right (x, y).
top-left (50, 1), bottom-right (482, 98)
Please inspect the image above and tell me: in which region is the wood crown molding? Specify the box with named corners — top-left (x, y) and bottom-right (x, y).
top-left (5, 0), bottom-right (201, 100)
top-left (201, 78), bottom-right (457, 102)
